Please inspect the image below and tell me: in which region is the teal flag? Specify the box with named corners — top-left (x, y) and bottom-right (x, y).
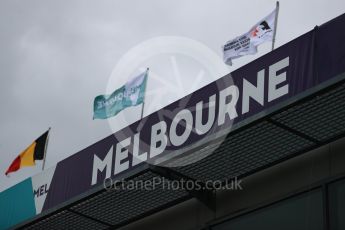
top-left (93, 70), bottom-right (148, 119)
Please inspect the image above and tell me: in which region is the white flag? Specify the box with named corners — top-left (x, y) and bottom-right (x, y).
top-left (223, 8), bottom-right (277, 65)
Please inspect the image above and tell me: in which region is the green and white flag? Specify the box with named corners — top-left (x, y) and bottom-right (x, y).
top-left (93, 69), bottom-right (148, 119)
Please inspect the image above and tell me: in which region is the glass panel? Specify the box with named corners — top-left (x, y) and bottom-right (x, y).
top-left (329, 179), bottom-right (345, 230)
top-left (212, 189), bottom-right (323, 230)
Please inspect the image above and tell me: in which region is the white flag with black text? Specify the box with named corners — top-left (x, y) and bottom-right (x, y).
top-left (223, 8), bottom-right (277, 65)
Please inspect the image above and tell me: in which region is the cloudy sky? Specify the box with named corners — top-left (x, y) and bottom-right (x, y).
top-left (0, 0), bottom-right (344, 192)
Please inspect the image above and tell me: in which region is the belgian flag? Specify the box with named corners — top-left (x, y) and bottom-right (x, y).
top-left (5, 129), bottom-right (50, 176)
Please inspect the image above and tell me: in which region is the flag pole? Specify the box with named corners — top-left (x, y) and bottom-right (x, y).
top-left (140, 68), bottom-right (149, 119)
top-left (140, 99), bottom-right (145, 119)
top-left (271, 1), bottom-right (280, 51)
top-left (42, 127), bottom-right (51, 171)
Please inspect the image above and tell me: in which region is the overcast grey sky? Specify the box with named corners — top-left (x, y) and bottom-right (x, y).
top-left (0, 0), bottom-right (344, 192)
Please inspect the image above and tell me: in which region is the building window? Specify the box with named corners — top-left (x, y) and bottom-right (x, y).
top-left (329, 179), bottom-right (345, 230)
top-left (212, 189), bottom-right (324, 230)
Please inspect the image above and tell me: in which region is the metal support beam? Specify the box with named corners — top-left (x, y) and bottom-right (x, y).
top-left (67, 208), bottom-right (112, 227)
top-left (267, 118), bottom-right (322, 144)
top-left (149, 165), bottom-right (216, 211)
